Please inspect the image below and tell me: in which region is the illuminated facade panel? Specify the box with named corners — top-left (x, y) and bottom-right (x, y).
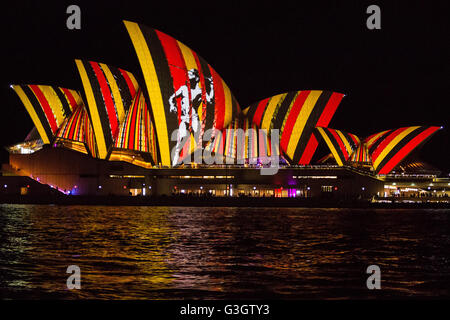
top-left (11, 85), bottom-right (82, 144)
top-left (245, 90), bottom-right (345, 164)
top-left (114, 89), bottom-right (157, 162)
top-left (350, 143), bottom-right (371, 163)
top-left (123, 21), bottom-right (240, 167)
top-left (369, 126), bottom-right (441, 174)
top-left (75, 60), bottom-right (139, 159)
top-left (55, 104), bottom-right (99, 157)
top-left (315, 127), bottom-right (359, 166)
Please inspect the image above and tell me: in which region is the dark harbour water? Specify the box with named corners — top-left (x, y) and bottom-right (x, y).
top-left (0, 204), bottom-right (449, 300)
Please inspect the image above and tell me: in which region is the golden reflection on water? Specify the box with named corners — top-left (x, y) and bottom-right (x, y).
top-left (1, 204), bottom-right (449, 299)
top-left (1, 205), bottom-right (177, 299)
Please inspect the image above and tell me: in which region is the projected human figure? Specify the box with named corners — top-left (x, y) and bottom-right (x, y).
top-left (169, 68), bottom-right (214, 166)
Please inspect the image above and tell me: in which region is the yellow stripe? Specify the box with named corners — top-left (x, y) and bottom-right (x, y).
top-left (69, 89), bottom-right (83, 108)
top-left (177, 41), bottom-right (197, 71)
top-left (317, 127), bottom-right (343, 166)
top-left (373, 126), bottom-right (419, 169)
top-left (366, 130), bottom-right (388, 147)
top-left (222, 80), bottom-right (233, 127)
top-left (38, 85), bottom-right (65, 126)
top-left (100, 63), bottom-right (125, 124)
top-left (177, 40), bottom-right (204, 120)
top-left (74, 112), bottom-right (82, 141)
top-left (280, 91), bottom-right (299, 132)
top-left (336, 130), bottom-right (352, 159)
top-left (124, 101), bottom-right (132, 148)
top-left (136, 99), bottom-right (142, 150)
top-left (124, 20), bottom-right (170, 166)
top-left (261, 94), bottom-right (285, 130)
top-left (127, 72), bottom-right (139, 93)
top-left (75, 59), bottom-right (108, 158)
top-left (60, 89), bottom-right (74, 112)
top-left (190, 133), bottom-right (196, 154)
top-left (12, 85), bottom-right (50, 144)
top-left (286, 90), bottom-right (322, 159)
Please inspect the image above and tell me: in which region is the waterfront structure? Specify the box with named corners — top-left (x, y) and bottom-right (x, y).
top-left (2, 21), bottom-right (446, 200)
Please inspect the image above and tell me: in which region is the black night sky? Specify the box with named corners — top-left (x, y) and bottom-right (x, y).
top-left (1, 0), bottom-right (448, 171)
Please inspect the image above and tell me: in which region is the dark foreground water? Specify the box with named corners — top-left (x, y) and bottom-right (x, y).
top-left (0, 204), bottom-right (449, 299)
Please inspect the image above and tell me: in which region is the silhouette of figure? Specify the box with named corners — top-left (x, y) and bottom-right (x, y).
top-left (169, 68), bottom-right (214, 166)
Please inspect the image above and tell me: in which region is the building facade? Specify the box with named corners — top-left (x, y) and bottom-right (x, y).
top-left (4, 21), bottom-right (445, 201)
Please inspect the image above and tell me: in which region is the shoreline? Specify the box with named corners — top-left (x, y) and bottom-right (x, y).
top-left (0, 195), bottom-right (449, 209)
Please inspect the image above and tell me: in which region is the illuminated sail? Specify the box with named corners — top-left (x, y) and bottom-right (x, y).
top-left (245, 90), bottom-right (344, 164)
top-left (123, 21), bottom-right (240, 166)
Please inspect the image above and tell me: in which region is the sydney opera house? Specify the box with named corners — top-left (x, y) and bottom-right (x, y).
top-left (1, 21), bottom-right (448, 201)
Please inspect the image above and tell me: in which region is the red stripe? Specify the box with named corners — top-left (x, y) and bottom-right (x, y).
top-left (119, 69), bottom-right (137, 98)
top-left (298, 134), bottom-right (318, 164)
top-left (252, 97), bottom-right (270, 127)
top-left (75, 110), bottom-right (83, 141)
top-left (378, 127), bottom-right (440, 174)
top-left (295, 92), bottom-right (343, 164)
top-left (90, 61), bottom-right (119, 139)
top-left (349, 133), bottom-right (359, 147)
top-left (330, 129), bottom-right (349, 160)
top-left (29, 85), bottom-right (58, 133)
top-left (193, 51), bottom-right (208, 140)
top-left (67, 108), bottom-right (79, 139)
top-left (315, 92), bottom-right (344, 127)
top-left (143, 99), bottom-right (150, 152)
top-left (61, 88), bottom-right (78, 109)
top-left (365, 130), bottom-right (390, 148)
top-left (364, 132), bottom-right (378, 144)
top-left (280, 90), bottom-right (310, 152)
top-left (128, 93), bottom-right (139, 149)
top-left (209, 66), bottom-right (226, 130)
top-left (81, 110), bottom-right (88, 144)
top-left (156, 30), bottom-right (188, 125)
top-left (73, 108), bottom-right (83, 140)
top-left (371, 127), bottom-right (408, 162)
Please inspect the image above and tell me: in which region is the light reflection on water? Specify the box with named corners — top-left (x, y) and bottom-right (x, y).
top-left (0, 204), bottom-right (449, 299)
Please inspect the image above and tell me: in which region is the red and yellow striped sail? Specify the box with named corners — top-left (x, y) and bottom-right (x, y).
top-left (350, 143), bottom-right (371, 163)
top-left (123, 21), bottom-right (240, 166)
top-left (75, 60), bottom-right (139, 159)
top-left (114, 90), bottom-right (157, 162)
top-left (55, 104), bottom-right (99, 157)
top-left (368, 126), bottom-right (441, 175)
top-left (244, 90), bottom-right (344, 164)
top-left (364, 129), bottom-right (393, 155)
top-left (11, 85), bottom-right (82, 144)
top-left (56, 105), bottom-right (86, 143)
top-left (84, 113), bottom-right (99, 158)
top-left (315, 127), bottom-right (360, 166)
